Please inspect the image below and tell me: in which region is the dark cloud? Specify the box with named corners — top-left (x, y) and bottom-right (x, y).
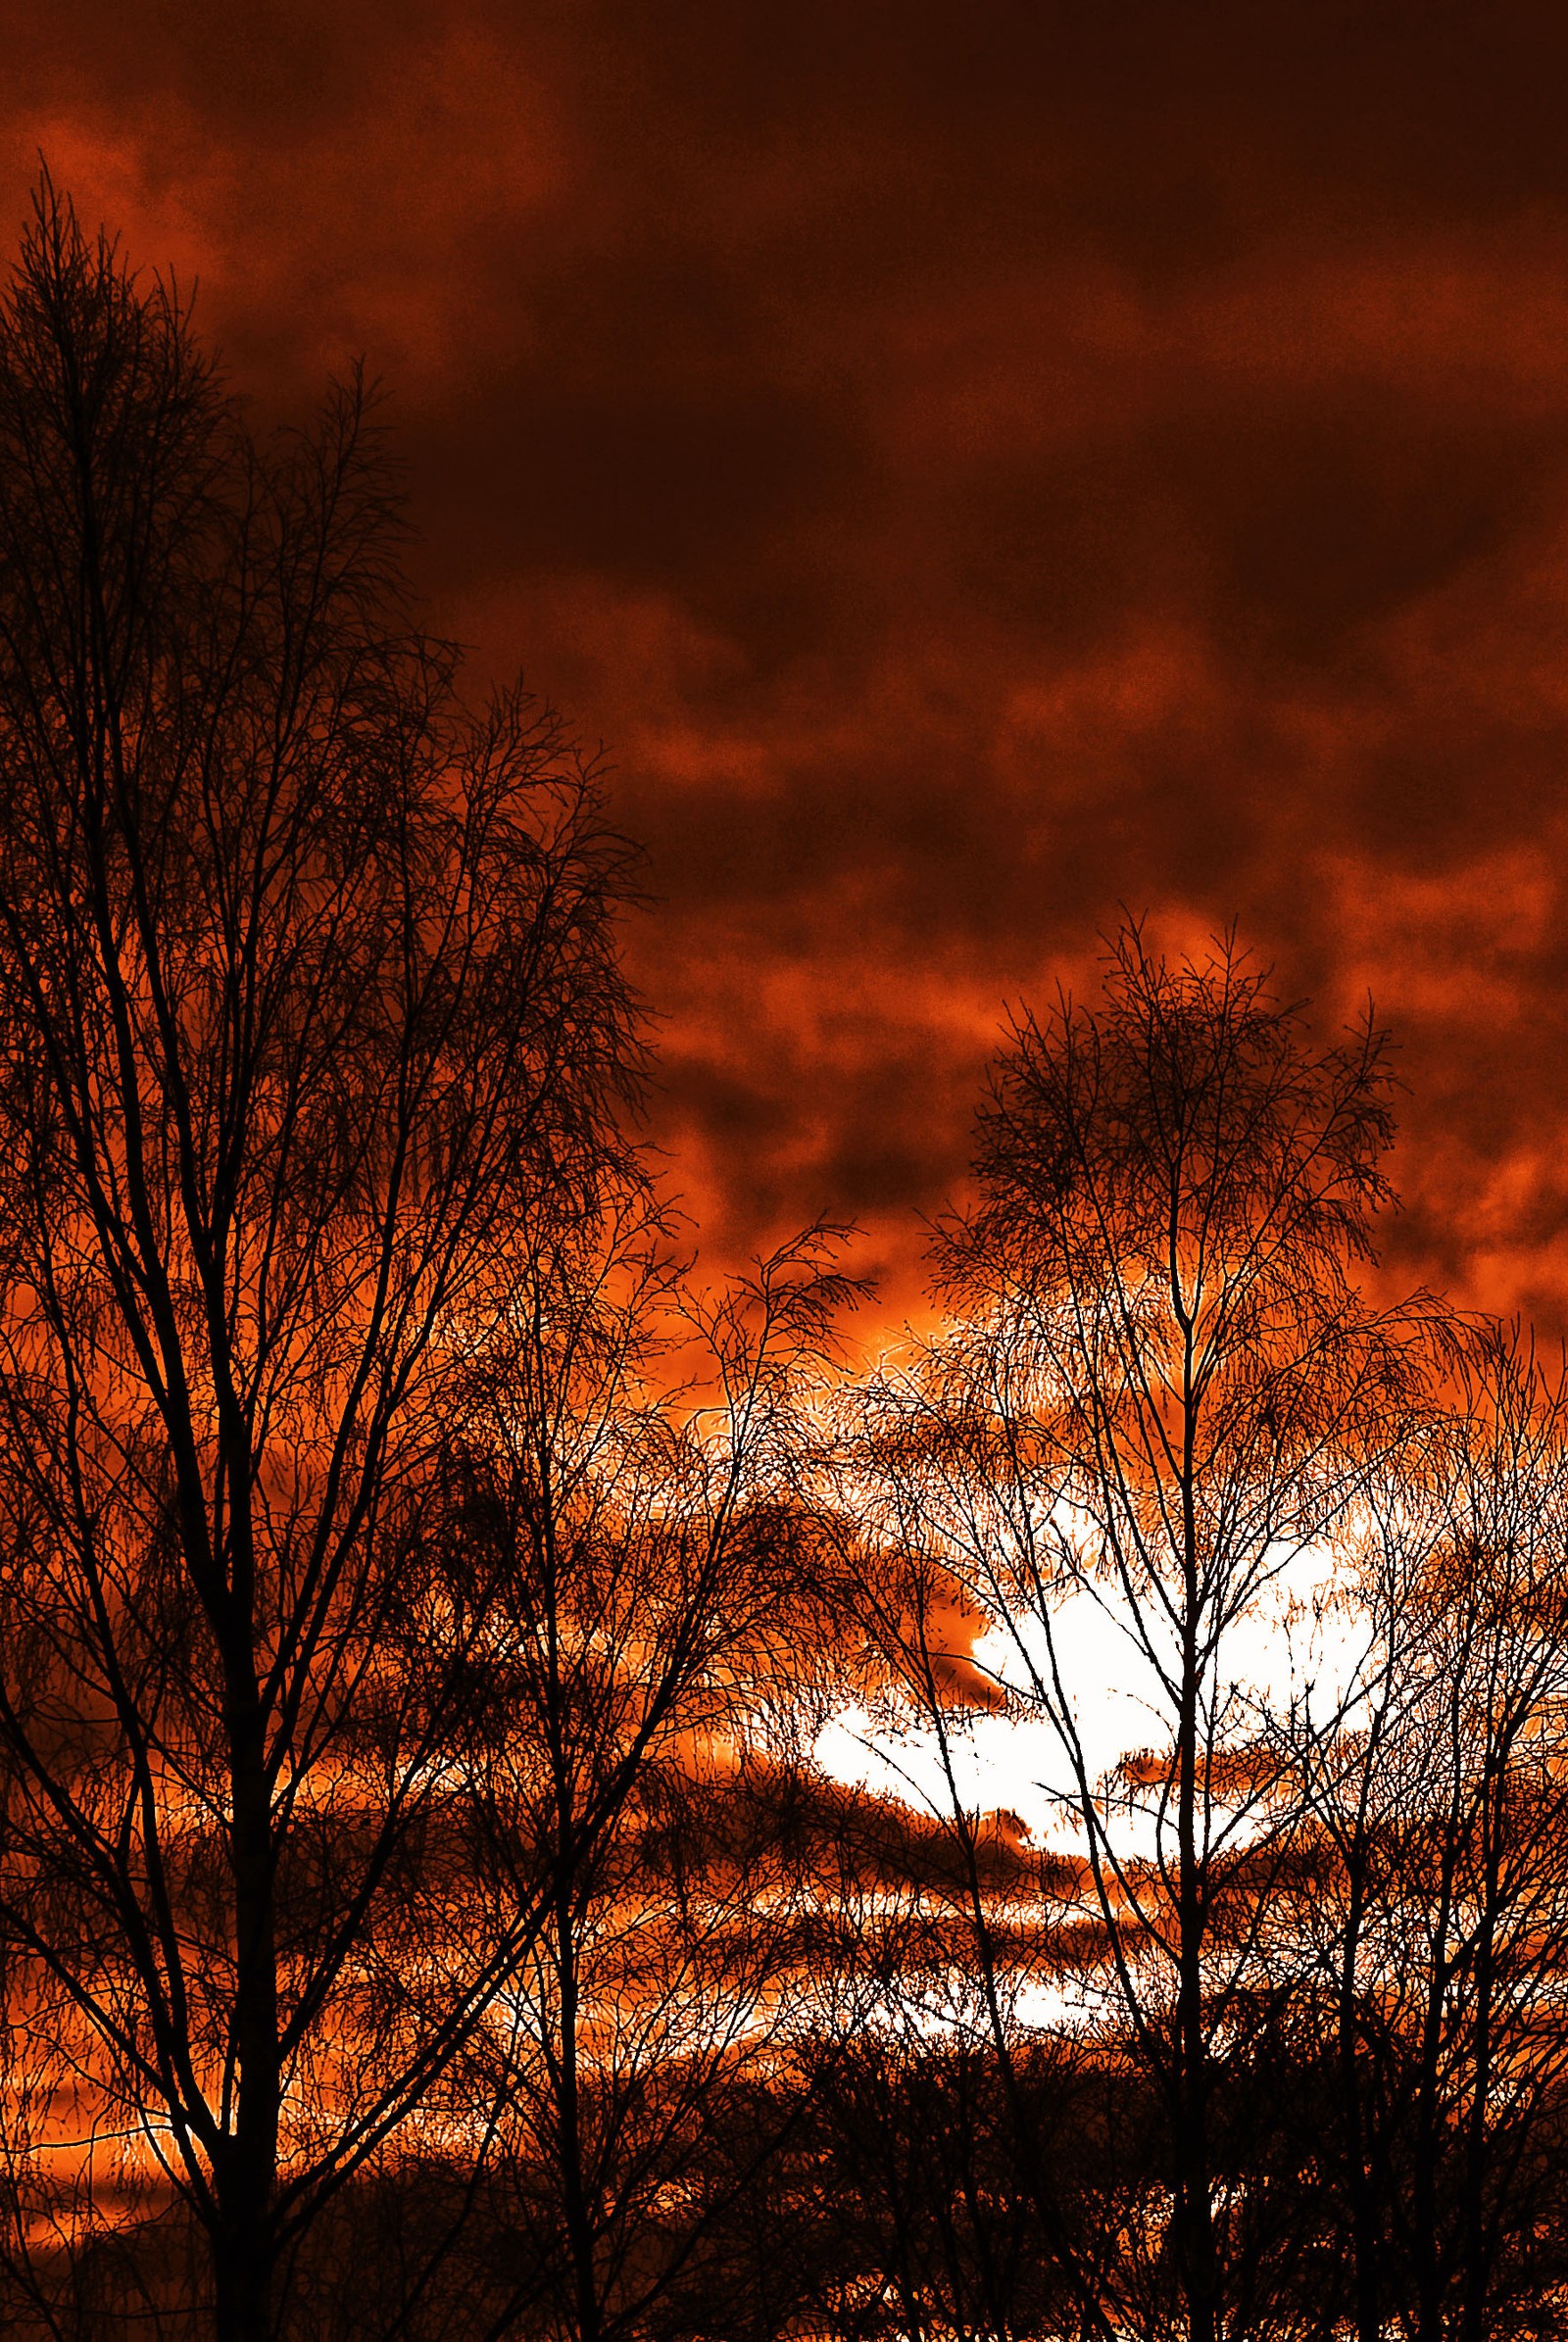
top-left (9, 2), bottom-right (1568, 1322)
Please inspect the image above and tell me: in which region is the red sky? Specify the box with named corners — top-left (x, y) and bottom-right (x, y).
top-left (12, 2), bottom-right (1568, 1328)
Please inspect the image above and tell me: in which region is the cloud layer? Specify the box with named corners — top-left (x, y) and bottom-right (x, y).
top-left (13, 1), bottom-right (1568, 1323)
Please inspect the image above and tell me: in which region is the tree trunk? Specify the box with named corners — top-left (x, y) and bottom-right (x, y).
top-left (219, 1643), bottom-right (279, 2342)
top-left (1455, 1813), bottom-right (1502, 2342)
top-left (213, 2215), bottom-right (274, 2342)
top-left (1411, 1875), bottom-right (1461, 2342)
top-left (1335, 1837), bottom-right (1384, 2342)
top-left (1175, 1410), bottom-right (1218, 2342)
top-left (1173, 1799), bottom-right (1218, 2342)
top-left (554, 1880), bottom-right (603, 2342)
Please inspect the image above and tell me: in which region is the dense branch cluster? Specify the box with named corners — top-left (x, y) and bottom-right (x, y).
top-left (1, 186), bottom-right (1566, 2342)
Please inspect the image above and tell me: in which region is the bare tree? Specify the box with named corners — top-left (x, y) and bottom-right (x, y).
top-left (816, 1505), bottom-right (1121, 2340)
top-left (852, 924), bottom-right (1432, 2342)
top-left (413, 1218), bottom-right (858, 2342)
top-left (0, 183), bottom-right (642, 2339)
top-left (1285, 1330), bottom-right (1568, 2342)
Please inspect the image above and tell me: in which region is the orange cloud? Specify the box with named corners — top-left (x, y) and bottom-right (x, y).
top-left (8, 0), bottom-right (1568, 1333)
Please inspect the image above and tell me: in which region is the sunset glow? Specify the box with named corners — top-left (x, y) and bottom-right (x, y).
top-left (2, 12), bottom-right (1568, 2339)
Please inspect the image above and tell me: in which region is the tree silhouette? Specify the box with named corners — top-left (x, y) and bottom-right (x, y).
top-left (8, 177), bottom-right (1568, 2342)
top-left (852, 924), bottom-right (1436, 2342)
top-left (427, 1218), bottom-right (858, 2342)
top-left (0, 181), bottom-right (641, 2339)
top-left (1282, 1330), bottom-right (1568, 2342)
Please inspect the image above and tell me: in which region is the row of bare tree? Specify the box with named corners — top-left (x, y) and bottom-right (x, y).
top-left (1, 183), bottom-right (1567, 2340)
top-left (834, 962), bottom-right (1568, 2342)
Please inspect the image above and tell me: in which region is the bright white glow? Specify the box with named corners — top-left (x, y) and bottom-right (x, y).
top-left (814, 1537), bottom-right (1371, 1861)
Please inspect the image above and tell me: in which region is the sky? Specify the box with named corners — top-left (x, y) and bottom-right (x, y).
top-left (11, 1), bottom-right (1568, 1335)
